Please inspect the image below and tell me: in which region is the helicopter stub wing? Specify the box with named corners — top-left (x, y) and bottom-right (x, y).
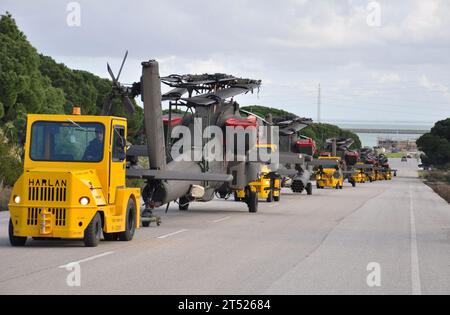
top-left (274, 168), bottom-right (299, 176)
top-left (278, 152), bottom-right (308, 164)
top-left (126, 169), bottom-right (233, 182)
top-left (309, 159), bottom-right (340, 167)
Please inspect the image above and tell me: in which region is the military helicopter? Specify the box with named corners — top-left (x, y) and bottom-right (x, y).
top-left (102, 52), bottom-right (269, 224)
top-left (320, 137), bottom-right (364, 187)
top-left (272, 116), bottom-right (316, 195)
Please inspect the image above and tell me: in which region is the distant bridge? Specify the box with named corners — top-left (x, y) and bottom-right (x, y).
top-left (344, 128), bottom-right (429, 135)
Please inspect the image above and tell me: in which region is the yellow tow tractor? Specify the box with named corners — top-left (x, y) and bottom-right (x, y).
top-left (8, 111), bottom-right (140, 247)
top-left (384, 170), bottom-right (393, 180)
top-left (234, 145), bottom-right (281, 203)
top-left (366, 166), bottom-right (377, 182)
top-left (314, 157), bottom-right (344, 190)
top-left (351, 163), bottom-right (371, 184)
top-left (349, 170), bottom-right (366, 186)
top-left (375, 167), bottom-right (386, 181)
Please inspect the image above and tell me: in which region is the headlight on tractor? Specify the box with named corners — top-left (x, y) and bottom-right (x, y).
top-left (13, 195), bottom-right (21, 204)
top-left (79, 197), bottom-right (90, 206)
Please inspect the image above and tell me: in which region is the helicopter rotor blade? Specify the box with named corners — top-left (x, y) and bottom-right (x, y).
top-left (116, 50), bottom-right (128, 82)
top-left (107, 62), bottom-right (117, 84)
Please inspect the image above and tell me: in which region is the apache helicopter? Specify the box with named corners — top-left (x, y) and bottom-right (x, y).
top-left (271, 116), bottom-right (316, 195)
top-left (214, 112), bottom-right (316, 200)
top-left (319, 137), bottom-right (365, 187)
top-left (102, 52), bottom-right (269, 223)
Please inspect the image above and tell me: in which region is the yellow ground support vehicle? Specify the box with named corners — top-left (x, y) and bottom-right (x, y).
top-left (349, 163), bottom-right (370, 186)
top-left (8, 113), bottom-right (140, 247)
top-left (366, 167), bottom-right (377, 182)
top-left (235, 144), bottom-right (281, 203)
top-left (350, 170), bottom-right (366, 185)
top-left (235, 165), bottom-right (281, 203)
top-left (315, 157), bottom-right (344, 190)
top-left (375, 168), bottom-right (386, 181)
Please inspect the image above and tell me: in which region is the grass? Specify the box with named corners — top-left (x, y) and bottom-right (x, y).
top-left (386, 152), bottom-right (406, 158)
top-left (421, 169), bottom-right (450, 203)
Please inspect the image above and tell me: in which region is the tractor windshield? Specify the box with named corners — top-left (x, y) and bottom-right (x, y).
top-left (30, 121), bottom-right (105, 162)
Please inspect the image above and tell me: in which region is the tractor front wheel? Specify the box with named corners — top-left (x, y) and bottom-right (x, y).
top-left (84, 213), bottom-right (102, 247)
top-left (9, 219), bottom-right (27, 247)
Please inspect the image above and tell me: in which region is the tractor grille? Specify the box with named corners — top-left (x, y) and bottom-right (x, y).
top-left (27, 208), bottom-right (67, 226)
top-left (28, 186), bottom-right (67, 202)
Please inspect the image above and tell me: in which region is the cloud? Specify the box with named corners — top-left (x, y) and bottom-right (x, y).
top-left (2, 0), bottom-right (450, 122)
top-left (419, 75), bottom-right (450, 97)
top-left (371, 71), bottom-right (401, 84)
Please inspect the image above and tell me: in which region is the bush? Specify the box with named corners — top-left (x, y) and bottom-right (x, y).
top-left (417, 118), bottom-right (450, 168)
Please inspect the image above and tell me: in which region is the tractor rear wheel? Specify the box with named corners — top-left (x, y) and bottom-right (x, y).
top-left (9, 219), bottom-right (27, 247)
top-left (118, 199), bottom-right (136, 242)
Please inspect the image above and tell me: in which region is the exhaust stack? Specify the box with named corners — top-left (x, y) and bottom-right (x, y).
top-left (142, 60), bottom-right (167, 170)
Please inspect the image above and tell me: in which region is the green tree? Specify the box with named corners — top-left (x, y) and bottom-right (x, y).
top-left (417, 120), bottom-right (450, 168)
top-left (0, 13), bottom-right (65, 142)
top-left (0, 131), bottom-right (22, 193)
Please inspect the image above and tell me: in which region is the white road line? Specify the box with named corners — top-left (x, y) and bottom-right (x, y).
top-left (157, 229), bottom-right (188, 239)
top-left (212, 216), bottom-right (231, 223)
top-left (409, 185), bottom-right (422, 295)
top-left (59, 251), bottom-right (114, 268)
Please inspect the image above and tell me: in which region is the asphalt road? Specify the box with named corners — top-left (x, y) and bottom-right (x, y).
top-left (1, 158), bottom-right (450, 295)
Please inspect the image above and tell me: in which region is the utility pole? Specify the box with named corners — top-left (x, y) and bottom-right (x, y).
top-left (317, 83), bottom-right (321, 123)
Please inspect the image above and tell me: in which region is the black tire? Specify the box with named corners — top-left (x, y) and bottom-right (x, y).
top-left (247, 189), bottom-right (258, 213)
top-left (142, 221), bottom-right (151, 228)
top-left (339, 185), bottom-right (343, 190)
top-left (336, 184), bottom-right (340, 190)
top-left (83, 212), bottom-right (102, 247)
top-left (118, 199), bottom-right (136, 242)
top-left (274, 193), bottom-right (280, 202)
top-left (351, 181), bottom-right (356, 187)
top-left (9, 219), bottom-right (27, 247)
top-left (218, 192), bottom-right (228, 199)
top-left (306, 183), bottom-right (313, 195)
top-left (103, 232), bottom-right (119, 241)
top-left (179, 197), bottom-right (190, 211)
top-left (266, 190), bottom-right (274, 203)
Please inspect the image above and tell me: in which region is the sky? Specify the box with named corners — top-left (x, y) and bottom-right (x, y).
top-left (1, 0), bottom-right (450, 123)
